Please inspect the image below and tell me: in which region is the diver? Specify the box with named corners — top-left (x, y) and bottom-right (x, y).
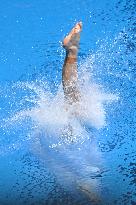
top-left (62, 24), bottom-right (101, 204)
top-left (62, 22), bottom-right (82, 104)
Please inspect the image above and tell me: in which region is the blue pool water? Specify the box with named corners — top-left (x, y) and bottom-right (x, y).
top-left (0, 0), bottom-right (135, 204)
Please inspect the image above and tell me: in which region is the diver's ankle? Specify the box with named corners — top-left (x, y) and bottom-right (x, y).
top-left (66, 47), bottom-right (78, 57)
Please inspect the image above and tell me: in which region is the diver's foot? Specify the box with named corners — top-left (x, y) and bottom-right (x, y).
top-left (63, 22), bottom-right (82, 49)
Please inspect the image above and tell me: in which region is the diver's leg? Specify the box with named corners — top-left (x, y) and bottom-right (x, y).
top-left (62, 22), bottom-right (82, 104)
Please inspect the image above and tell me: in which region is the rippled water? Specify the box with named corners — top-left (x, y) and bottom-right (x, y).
top-left (0, 0), bottom-right (135, 205)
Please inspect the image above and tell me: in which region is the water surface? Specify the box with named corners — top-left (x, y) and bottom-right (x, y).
top-left (0, 0), bottom-right (135, 204)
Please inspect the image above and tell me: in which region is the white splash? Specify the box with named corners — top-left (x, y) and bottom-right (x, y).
top-left (1, 54), bottom-right (118, 151)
